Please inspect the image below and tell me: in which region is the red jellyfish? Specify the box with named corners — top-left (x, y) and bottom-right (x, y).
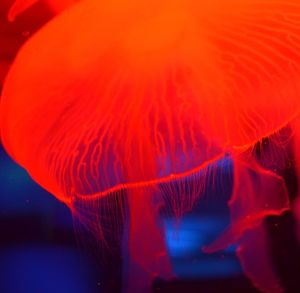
top-left (1, 0), bottom-right (300, 292)
top-left (7, 0), bottom-right (79, 21)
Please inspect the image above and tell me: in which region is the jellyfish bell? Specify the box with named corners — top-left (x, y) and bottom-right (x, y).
top-left (1, 0), bottom-right (300, 292)
top-left (2, 0), bottom-right (300, 191)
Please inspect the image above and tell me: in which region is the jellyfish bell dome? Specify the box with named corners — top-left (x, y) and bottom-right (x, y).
top-left (2, 0), bottom-right (300, 200)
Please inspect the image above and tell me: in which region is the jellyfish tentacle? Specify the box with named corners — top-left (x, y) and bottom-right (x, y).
top-left (127, 187), bottom-right (173, 292)
top-left (8, 0), bottom-right (78, 21)
top-left (291, 117), bottom-right (300, 244)
top-left (203, 156), bottom-right (289, 292)
top-left (8, 0), bottom-right (39, 21)
top-left (204, 157), bottom-right (289, 252)
top-left (237, 224), bottom-right (284, 293)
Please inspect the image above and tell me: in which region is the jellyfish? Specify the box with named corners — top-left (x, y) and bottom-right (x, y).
top-left (1, 0), bottom-right (300, 292)
top-left (7, 0), bottom-right (78, 21)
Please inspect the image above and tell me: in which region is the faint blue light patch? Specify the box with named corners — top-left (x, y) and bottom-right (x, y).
top-left (0, 245), bottom-right (99, 293)
top-left (165, 216), bottom-right (229, 258)
top-left (164, 216), bottom-right (242, 279)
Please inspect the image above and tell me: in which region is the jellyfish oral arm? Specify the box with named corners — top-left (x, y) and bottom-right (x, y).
top-left (8, 0), bottom-right (38, 21)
